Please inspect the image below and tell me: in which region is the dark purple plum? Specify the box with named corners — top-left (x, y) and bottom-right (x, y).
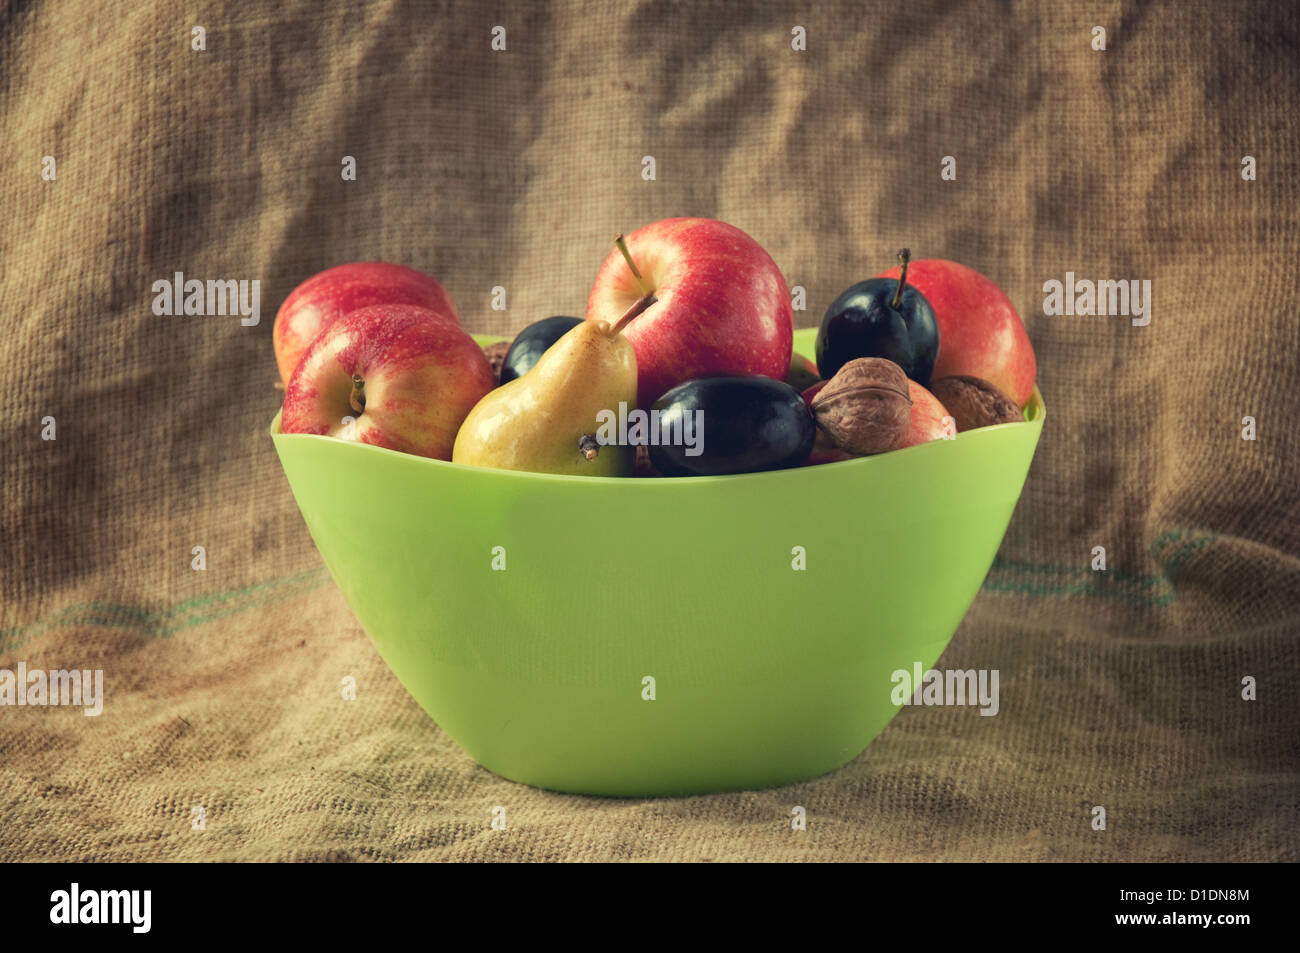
top-left (648, 376), bottom-right (814, 477)
top-left (815, 249), bottom-right (939, 384)
top-left (500, 316), bottom-right (584, 384)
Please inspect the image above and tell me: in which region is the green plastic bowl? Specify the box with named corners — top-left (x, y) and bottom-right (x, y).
top-left (271, 328), bottom-right (1044, 796)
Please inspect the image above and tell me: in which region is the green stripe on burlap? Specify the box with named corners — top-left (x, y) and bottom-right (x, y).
top-left (1, 531), bottom-right (1220, 649)
top-left (0, 567), bottom-right (332, 655)
top-left (985, 530), bottom-right (1221, 605)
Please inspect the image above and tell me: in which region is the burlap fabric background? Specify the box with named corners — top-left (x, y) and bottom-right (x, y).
top-left (2, 0), bottom-right (1297, 861)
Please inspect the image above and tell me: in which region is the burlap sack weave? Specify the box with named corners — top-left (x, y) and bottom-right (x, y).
top-left (1, 0), bottom-right (1296, 861)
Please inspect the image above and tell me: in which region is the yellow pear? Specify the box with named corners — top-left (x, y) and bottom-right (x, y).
top-left (453, 296), bottom-right (652, 476)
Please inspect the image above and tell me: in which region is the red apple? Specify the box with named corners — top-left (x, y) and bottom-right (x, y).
top-left (273, 262), bottom-right (458, 386)
top-left (586, 218), bottom-right (792, 408)
top-left (281, 304), bottom-right (493, 460)
top-left (900, 381), bottom-right (955, 448)
top-left (875, 259), bottom-right (1036, 407)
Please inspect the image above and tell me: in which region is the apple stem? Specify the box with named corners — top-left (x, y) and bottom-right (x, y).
top-left (608, 292), bottom-right (656, 337)
top-left (578, 434), bottom-right (600, 461)
top-left (614, 234), bottom-right (650, 296)
top-left (349, 374), bottom-right (366, 414)
top-left (891, 248), bottom-right (912, 309)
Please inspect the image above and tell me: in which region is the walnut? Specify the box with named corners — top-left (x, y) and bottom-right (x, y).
top-left (482, 341), bottom-right (511, 383)
top-left (809, 358), bottom-right (911, 455)
top-left (928, 376), bottom-right (1024, 431)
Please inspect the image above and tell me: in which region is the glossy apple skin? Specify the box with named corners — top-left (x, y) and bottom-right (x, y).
top-left (282, 304), bottom-right (493, 460)
top-left (586, 218), bottom-right (793, 408)
top-left (876, 259), bottom-right (1036, 407)
top-left (900, 381), bottom-right (953, 449)
top-left (273, 263), bottom-right (457, 386)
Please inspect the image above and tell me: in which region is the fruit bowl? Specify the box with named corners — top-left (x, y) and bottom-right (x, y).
top-left (270, 328), bottom-right (1045, 796)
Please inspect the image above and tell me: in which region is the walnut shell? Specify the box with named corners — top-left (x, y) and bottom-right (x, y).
top-left (929, 375), bottom-right (1025, 431)
top-left (810, 358), bottom-right (912, 455)
top-left (482, 341), bottom-right (511, 384)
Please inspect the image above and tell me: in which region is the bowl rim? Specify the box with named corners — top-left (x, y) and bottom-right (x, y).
top-left (274, 326), bottom-right (1045, 485)
top-left (270, 383), bottom-right (1044, 487)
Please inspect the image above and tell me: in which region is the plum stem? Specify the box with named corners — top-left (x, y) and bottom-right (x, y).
top-left (614, 234), bottom-right (650, 296)
top-left (891, 248), bottom-right (912, 309)
top-left (608, 292), bottom-right (657, 337)
top-left (349, 374), bottom-right (366, 414)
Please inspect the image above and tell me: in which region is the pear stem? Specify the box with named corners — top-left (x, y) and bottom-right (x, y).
top-left (890, 248), bottom-right (912, 310)
top-left (349, 374), bottom-right (366, 413)
top-left (608, 292), bottom-right (656, 337)
top-left (614, 234), bottom-right (650, 296)
top-left (578, 434), bottom-right (600, 461)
